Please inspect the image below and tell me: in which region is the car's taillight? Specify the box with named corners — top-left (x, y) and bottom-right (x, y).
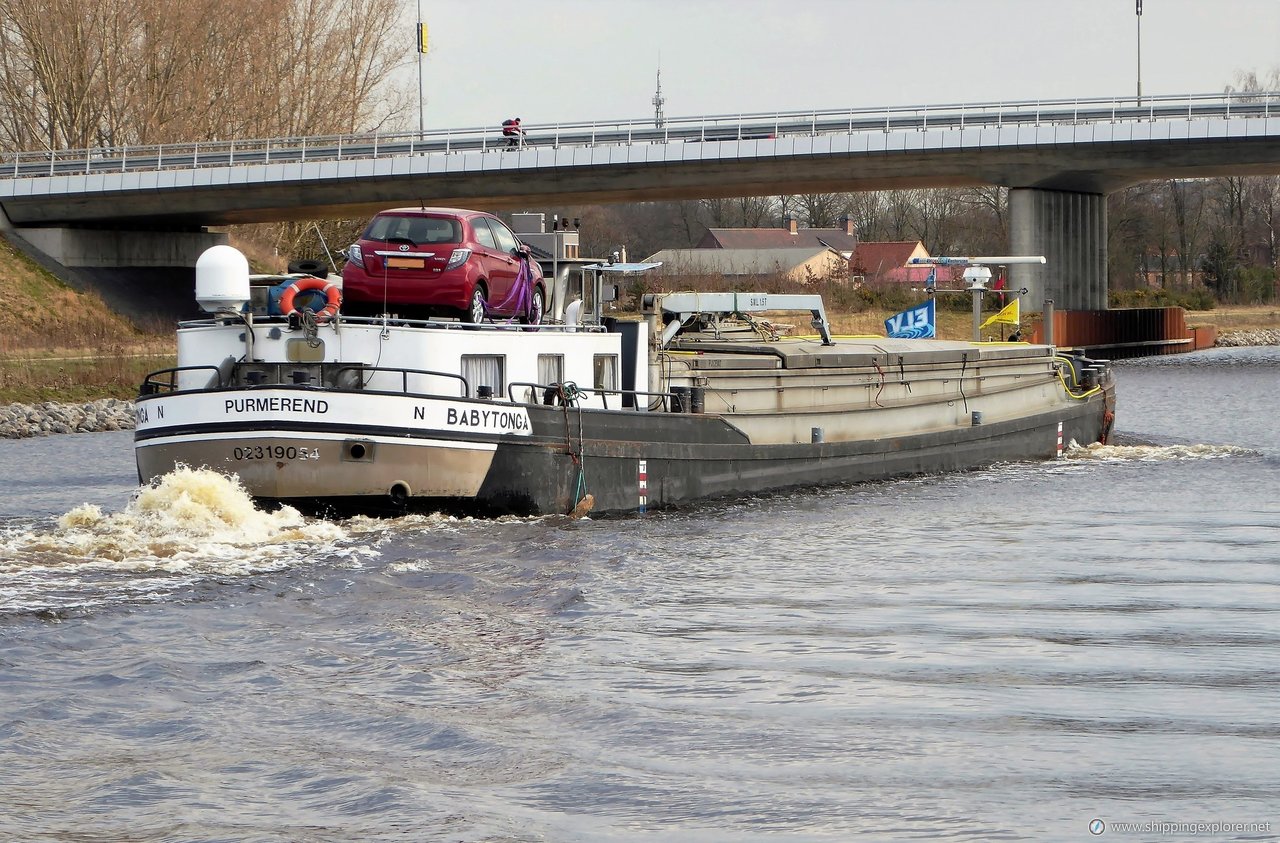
top-left (347, 243), bottom-right (362, 264)
top-left (444, 248), bottom-right (472, 271)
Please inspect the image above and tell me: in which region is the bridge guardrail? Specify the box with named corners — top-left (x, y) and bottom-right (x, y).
top-left (3, 91), bottom-right (1277, 180)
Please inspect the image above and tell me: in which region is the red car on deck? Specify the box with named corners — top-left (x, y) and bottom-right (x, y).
top-left (341, 207), bottom-right (546, 325)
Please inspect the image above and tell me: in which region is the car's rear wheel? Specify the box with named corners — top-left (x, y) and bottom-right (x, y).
top-left (463, 286), bottom-right (487, 323)
top-left (520, 287), bottom-right (545, 331)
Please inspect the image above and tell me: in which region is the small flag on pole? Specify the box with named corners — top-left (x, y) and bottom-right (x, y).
top-left (925, 267), bottom-right (936, 288)
top-left (980, 297), bottom-right (1020, 330)
top-left (885, 298), bottom-right (936, 339)
top-left (418, 23), bottom-right (429, 54)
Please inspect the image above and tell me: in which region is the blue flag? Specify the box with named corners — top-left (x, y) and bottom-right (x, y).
top-left (925, 268), bottom-right (936, 288)
top-left (885, 298), bottom-right (936, 339)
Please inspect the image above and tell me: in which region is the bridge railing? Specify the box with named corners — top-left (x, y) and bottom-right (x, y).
top-left (4, 91), bottom-right (1277, 180)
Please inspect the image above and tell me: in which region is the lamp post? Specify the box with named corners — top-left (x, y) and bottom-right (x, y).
top-left (416, 0), bottom-right (426, 136)
top-left (1136, 0), bottom-right (1143, 105)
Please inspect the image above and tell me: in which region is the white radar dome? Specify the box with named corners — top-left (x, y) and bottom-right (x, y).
top-left (195, 245), bottom-right (251, 313)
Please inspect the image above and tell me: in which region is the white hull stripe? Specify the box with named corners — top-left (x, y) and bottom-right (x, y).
top-left (135, 430), bottom-right (499, 452)
top-left (136, 390), bottom-right (533, 438)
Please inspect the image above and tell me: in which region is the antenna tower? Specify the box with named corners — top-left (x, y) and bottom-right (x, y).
top-left (652, 66), bottom-right (665, 128)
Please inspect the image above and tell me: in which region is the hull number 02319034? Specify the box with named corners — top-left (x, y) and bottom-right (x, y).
top-left (231, 445), bottom-right (320, 461)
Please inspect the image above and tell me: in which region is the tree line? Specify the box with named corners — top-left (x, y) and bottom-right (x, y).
top-left (0, 0), bottom-right (407, 151)
top-left (0, 10), bottom-right (1275, 305)
top-left (540, 175), bottom-right (1276, 306)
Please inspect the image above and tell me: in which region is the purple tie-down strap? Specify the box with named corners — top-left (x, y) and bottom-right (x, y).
top-left (486, 256), bottom-right (533, 320)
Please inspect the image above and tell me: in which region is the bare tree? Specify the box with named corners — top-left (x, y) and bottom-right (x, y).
top-left (1107, 186), bottom-right (1153, 291)
top-left (699, 198), bottom-right (739, 229)
top-left (845, 192), bottom-right (887, 240)
top-left (0, 0), bottom-right (408, 152)
top-left (797, 193), bottom-right (846, 228)
top-left (881, 190), bottom-right (917, 241)
top-left (697, 195), bottom-right (778, 233)
top-left (0, 0), bottom-right (121, 149)
top-left (737, 195), bottom-right (777, 228)
top-left (1166, 179), bottom-right (1207, 285)
top-left (674, 200), bottom-right (706, 246)
top-left (910, 188), bottom-right (967, 255)
top-left (1213, 177), bottom-right (1250, 256)
top-left (1252, 176), bottom-right (1280, 270)
top-left (776, 194), bottom-right (796, 225)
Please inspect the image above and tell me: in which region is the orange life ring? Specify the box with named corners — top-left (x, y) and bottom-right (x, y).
top-left (280, 276), bottom-right (341, 322)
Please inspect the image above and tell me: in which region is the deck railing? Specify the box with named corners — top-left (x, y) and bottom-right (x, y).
top-left (507, 380), bottom-right (679, 412)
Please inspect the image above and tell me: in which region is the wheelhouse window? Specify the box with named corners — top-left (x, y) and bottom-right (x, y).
top-left (462, 354), bottom-right (505, 399)
top-left (593, 354), bottom-right (618, 392)
top-left (538, 354), bottom-right (564, 388)
top-left (533, 353), bottom-right (565, 403)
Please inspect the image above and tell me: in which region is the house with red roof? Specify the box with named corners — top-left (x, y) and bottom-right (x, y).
top-left (849, 241), bottom-right (932, 284)
top-left (693, 218), bottom-right (933, 284)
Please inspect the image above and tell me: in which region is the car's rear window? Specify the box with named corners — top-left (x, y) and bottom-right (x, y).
top-left (364, 215), bottom-right (462, 245)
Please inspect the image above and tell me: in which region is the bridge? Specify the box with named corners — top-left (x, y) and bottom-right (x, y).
top-left (3, 91), bottom-right (1280, 312)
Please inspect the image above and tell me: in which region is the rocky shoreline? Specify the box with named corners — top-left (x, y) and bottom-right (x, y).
top-left (0, 398), bottom-right (135, 439)
top-left (0, 329), bottom-right (1276, 439)
top-left (1213, 328), bottom-right (1280, 347)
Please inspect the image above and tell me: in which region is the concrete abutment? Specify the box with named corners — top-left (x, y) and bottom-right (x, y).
top-left (3, 227), bottom-right (226, 327)
top-left (15, 227), bottom-right (225, 269)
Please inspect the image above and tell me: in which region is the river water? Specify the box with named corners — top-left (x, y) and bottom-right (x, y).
top-left (0, 348), bottom-right (1277, 842)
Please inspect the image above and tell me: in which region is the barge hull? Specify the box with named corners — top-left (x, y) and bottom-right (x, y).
top-left (135, 386), bottom-right (1111, 516)
top-left (481, 390), bottom-right (1109, 513)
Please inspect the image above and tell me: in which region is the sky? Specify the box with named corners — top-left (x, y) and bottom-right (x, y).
top-left (407, 0), bottom-right (1280, 131)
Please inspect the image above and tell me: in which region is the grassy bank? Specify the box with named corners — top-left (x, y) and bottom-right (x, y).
top-left (0, 234), bottom-right (173, 404)
top-left (1185, 305), bottom-right (1280, 332)
top-left (0, 354), bottom-right (176, 404)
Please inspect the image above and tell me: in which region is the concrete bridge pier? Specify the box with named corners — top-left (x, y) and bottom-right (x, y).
top-left (1009, 188), bottom-right (1107, 312)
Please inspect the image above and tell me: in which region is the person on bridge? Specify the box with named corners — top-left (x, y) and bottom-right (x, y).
top-left (502, 117), bottom-right (524, 149)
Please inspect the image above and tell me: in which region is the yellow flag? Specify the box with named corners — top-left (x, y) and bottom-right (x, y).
top-left (418, 23), bottom-right (429, 54)
top-left (980, 297), bottom-right (1020, 329)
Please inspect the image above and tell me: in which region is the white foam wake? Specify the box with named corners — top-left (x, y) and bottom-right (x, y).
top-left (0, 466), bottom-right (353, 596)
top-left (1064, 441), bottom-right (1259, 462)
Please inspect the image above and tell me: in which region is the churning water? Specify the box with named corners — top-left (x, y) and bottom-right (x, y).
top-left (0, 347), bottom-right (1277, 842)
